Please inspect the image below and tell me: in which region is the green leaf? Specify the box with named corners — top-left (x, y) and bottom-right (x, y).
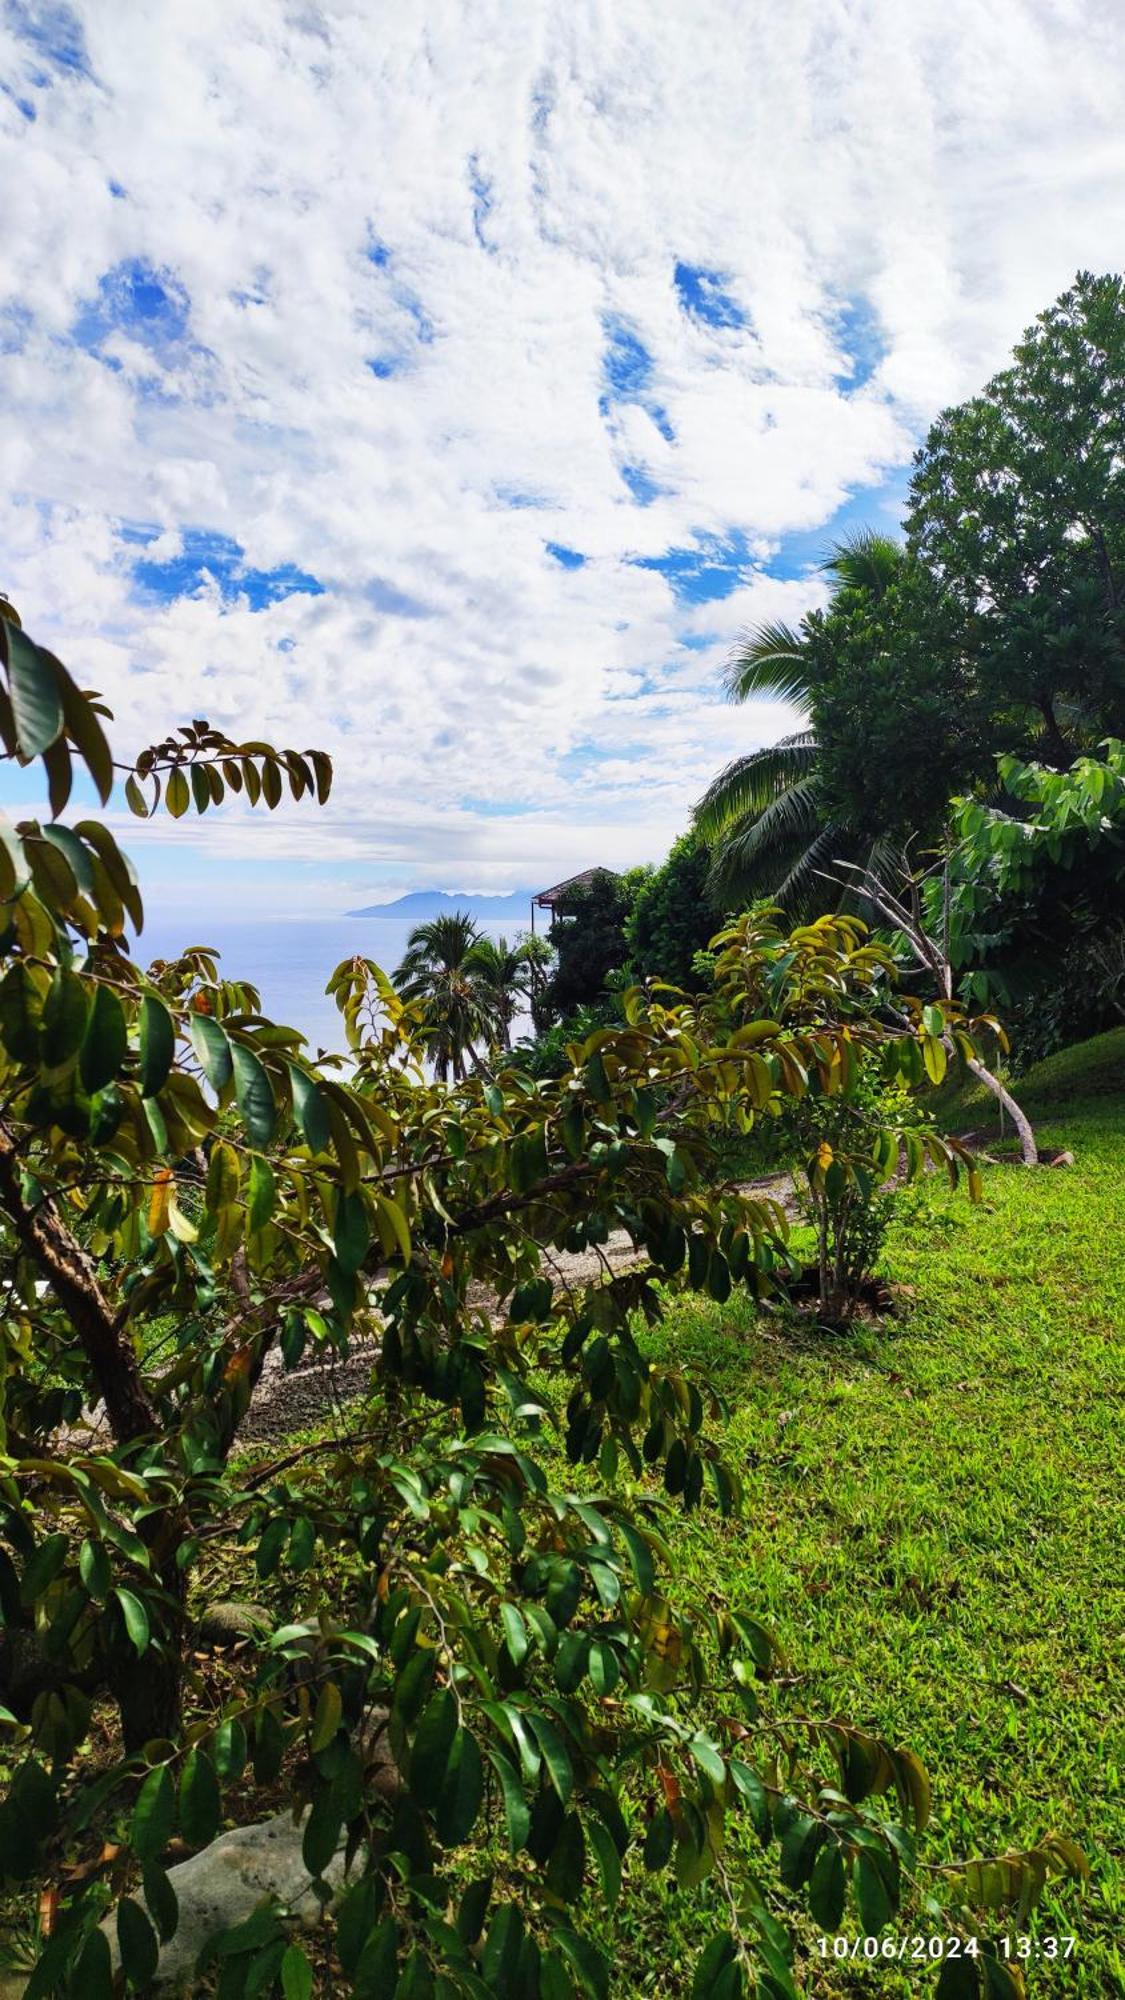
top-left (40, 968), bottom-right (88, 1067)
top-left (114, 1587), bottom-right (150, 1656)
top-left (280, 1945), bottom-right (314, 2000)
top-left (692, 1937), bottom-right (738, 1999)
top-left (117, 1896), bottom-right (159, 1990)
top-left (79, 1537), bottom-right (110, 1602)
top-left (487, 1748), bottom-right (530, 1853)
top-left (854, 1850), bottom-right (895, 1934)
top-left (56, 659), bottom-right (113, 804)
top-left (333, 1187), bottom-right (371, 1274)
top-left (435, 1727), bottom-right (484, 1848)
top-left (179, 1748), bottom-right (221, 1848)
top-left (289, 1064), bottom-right (331, 1152)
top-left (546, 1812), bottom-right (586, 1902)
top-left (213, 1718), bottom-right (248, 1781)
top-left (456, 1875), bottom-right (492, 1948)
top-left (247, 1155), bottom-right (276, 1232)
top-left (71, 1926), bottom-right (114, 2000)
top-left (139, 994), bottom-right (175, 1096)
top-left (80, 983), bottom-right (128, 1093)
top-left (189, 1011), bottom-right (233, 1090)
top-left (936, 1958), bottom-right (982, 2000)
top-left (587, 1815), bottom-right (621, 1907)
top-left (527, 1711), bottom-right (573, 1804)
top-left (2, 620), bottom-right (63, 755)
top-left (410, 1688), bottom-right (457, 1806)
top-left (142, 1861), bottom-right (179, 1945)
top-left (165, 767), bottom-right (190, 818)
top-left (500, 1601), bottom-right (529, 1668)
top-left (301, 1786), bottom-right (342, 1879)
top-left (310, 1682), bottom-right (343, 1754)
top-left (20, 1533), bottom-right (69, 1607)
top-left (131, 1765), bottom-right (175, 1863)
top-left (808, 1842), bottom-right (845, 1930)
top-left (231, 1040), bottom-right (277, 1147)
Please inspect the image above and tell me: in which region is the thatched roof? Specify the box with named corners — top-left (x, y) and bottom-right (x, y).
top-left (533, 868), bottom-right (618, 909)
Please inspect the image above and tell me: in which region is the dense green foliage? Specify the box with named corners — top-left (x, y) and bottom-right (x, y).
top-left (540, 870), bottom-right (645, 1022)
top-left (907, 271), bottom-right (1125, 768)
top-left (625, 835), bottom-right (718, 991)
top-left (691, 270), bottom-right (1125, 1067)
top-left (2, 601), bottom-right (1067, 1999)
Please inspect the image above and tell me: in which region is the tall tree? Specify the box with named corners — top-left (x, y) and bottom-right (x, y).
top-left (626, 832), bottom-right (719, 988)
top-left (394, 911), bottom-right (488, 1079)
top-left (464, 932), bottom-right (541, 1052)
top-left (541, 868), bottom-right (645, 1020)
top-left (695, 534), bottom-right (974, 908)
top-left (907, 269), bottom-right (1125, 765)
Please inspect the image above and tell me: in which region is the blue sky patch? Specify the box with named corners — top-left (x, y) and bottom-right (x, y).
top-left (545, 542), bottom-right (586, 569)
top-left (673, 262), bottom-right (746, 329)
top-left (619, 463), bottom-right (664, 506)
top-left (131, 530), bottom-right (324, 609)
top-left (73, 258), bottom-right (192, 357)
top-left (367, 355), bottom-right (399, 379)
top-left (7, 1), bottom-right (91, 78)
top-left (833, 295), bottom-right (886, 389)
top-left (600, 316), bottom-right (677, 450)
top-left (366, 231), bottom-right (391, 267)
top-left (633, 529), bottom-right (750, 603)
top-left (765, 477), bottom-right (908, 579)
top-left (601, 316), bottom-right (653, 403)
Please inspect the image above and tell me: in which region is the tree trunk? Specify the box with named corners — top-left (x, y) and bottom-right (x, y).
top-left (965, 1056), bottom-right (1038, 1164)
top-left (0, 1127), bottom-right (158, 1441)
top-left (115, 1553), bottom-right (187, 1753)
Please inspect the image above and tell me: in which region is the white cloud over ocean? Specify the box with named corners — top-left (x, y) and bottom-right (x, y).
top-left (3, 0), bottom-right (1125, 909)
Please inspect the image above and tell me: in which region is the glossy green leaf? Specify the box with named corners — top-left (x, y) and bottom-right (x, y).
top-left (117, 1897), bottom-right (159, 1989)
top-left (179, 1748), bottom-right (220, 1848)
top-left (3, 621), bottom-right (63, 756)
top-left (139, 994), bottom-right (175, 1096)
top-left (114, 1587), bottom-right (150, 1656)
top-left (131, 1765), bottom-right (174, 1863)
top-left (189, 1011), bottom-right (232, 1090)
top-left (80, 983), bottom-right (128, 1093)
top-left (231, 1040), bottom-right (276, 1147)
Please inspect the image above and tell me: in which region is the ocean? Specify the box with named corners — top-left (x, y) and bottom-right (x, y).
top-left (137, 916), bottom-right (525, 1057)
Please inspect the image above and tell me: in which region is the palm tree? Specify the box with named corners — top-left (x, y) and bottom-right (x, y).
top-left (694, 533), bottom-right (904, 912)
top-left (465, 934), bottom-right (543, 1054)
top-left (393, 913), bottom-right (490, 1082)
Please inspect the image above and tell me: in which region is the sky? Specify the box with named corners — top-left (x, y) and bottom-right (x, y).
top-left (3, 0), bottom-right (1125, 916)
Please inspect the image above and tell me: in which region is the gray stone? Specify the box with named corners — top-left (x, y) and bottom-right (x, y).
top-left (194, 1601), bottom-right (273, 1650)
top-left (101, 1810), bottom-right (350, 1993)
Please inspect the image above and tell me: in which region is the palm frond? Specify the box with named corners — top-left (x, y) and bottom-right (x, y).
top-left (723, 623), bottom-right (808, 706)
top-left (694, 733), bottom-right (818, 840)
top-left (705, 776), bottom-right (823, 902)
top-left (772, 822), bottom-right (849, 914)
top-left (823, 530), bottom-right (903, 599)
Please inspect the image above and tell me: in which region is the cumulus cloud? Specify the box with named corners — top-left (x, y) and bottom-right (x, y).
top-left (2, 0), bottom-right (1125, 908)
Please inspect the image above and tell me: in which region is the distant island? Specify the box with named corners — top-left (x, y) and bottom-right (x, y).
top-left (348, 888), bottom-right (540, 920)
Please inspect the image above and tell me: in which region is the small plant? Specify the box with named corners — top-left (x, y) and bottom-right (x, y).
top-left (788, 1071), bottom-right (924, 1323)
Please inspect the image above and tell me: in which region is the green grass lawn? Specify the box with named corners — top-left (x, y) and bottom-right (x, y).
top-left (625, 1074), bottom-right (1124, 1996)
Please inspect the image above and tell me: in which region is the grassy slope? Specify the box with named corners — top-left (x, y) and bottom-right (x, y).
top-left (630, 1066), bottom-right (1124, 1995)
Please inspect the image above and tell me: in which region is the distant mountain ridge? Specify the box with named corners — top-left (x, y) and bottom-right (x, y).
top-left (348, 888), bottom-right (540, 920)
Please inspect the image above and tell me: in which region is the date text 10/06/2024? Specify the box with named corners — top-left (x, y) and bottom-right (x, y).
top-left (817, 1936), bottom-right (1078, 1964)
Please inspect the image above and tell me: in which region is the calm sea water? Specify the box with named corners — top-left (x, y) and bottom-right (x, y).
top-left (137, 917), bottom-right (522, 1057)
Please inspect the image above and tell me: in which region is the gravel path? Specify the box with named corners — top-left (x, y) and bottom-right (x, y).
top-left (237, 1171), bottom-right (799, 1447)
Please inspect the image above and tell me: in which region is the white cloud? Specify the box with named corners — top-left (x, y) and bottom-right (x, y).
top-left (2, 0), bottom-right (1124, 910)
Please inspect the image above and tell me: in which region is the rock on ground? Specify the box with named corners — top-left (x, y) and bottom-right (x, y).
top-left (101, 1810), bottom-right (350, 1993)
